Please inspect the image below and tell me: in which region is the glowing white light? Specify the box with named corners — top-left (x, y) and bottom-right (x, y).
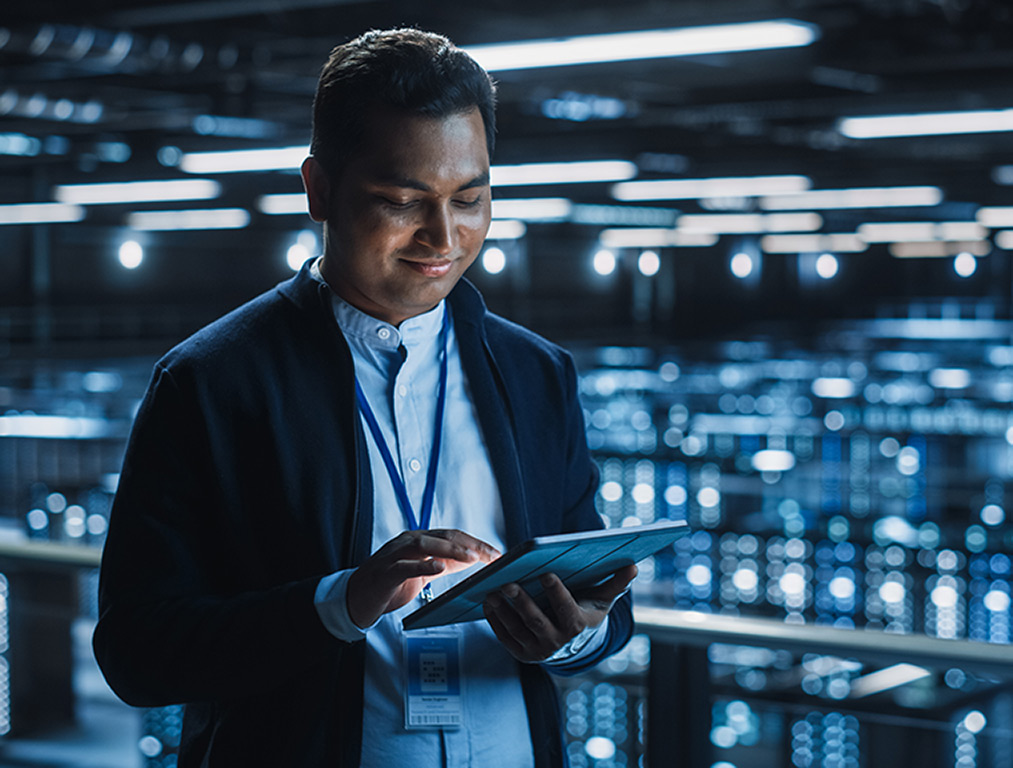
top-left (491, 198), bottom-right (572, 220)
top-left (931, 584), bottom-right (959, 609)
top-left (118, 240), bottom-right (143, 269)
top-left (26, 509), bottom-right (48, 530)
top-left (829, 576), bottom-right (855, 600)
top-left (954, 251), bottom-right (977, 277)
top-left (981, 504), bottom-right (1005, 526)
top-left (664, 485), bottom-right (687, 506)
top-left (0, 415), bottom-right (109, 439)
top-left (0, 202), bottom-right (85, 225)
top-left (779, 571), bottom-right (806, 595)
top-left (482, 247), bottom-right (506, 274)
top-left (851, 664), bottom-right (931, 698)
top-left (631, 483), bottom-right (655, 504)
top-left (824, 410), bottom-right (845, 431)
top-left (962, 711), bottom-right (987, 734)
top-left (1007, 425), bottom-right (1013, 445)
top-left (180, 145), bottom-right (306, 174)
top-left (55, 179), bottom-right (220, 204)
top-left (815, 252), bottom-right (839, 279)
top-left (760, 233), bottom-right (866, 253)
top-left (897, 446), bottom-right (920, 475)
top-left (464, 21), bottom-right (819, 72)
top-left (686, 564), bottom-right (712, 586)
top-left (600, 481), bottom-right (623, 502)
top-left (762, 186), bottom-right (943, 210)
top-left (486, 220), bottom-right (527, 240)
top-left (840, 108), bottom-right (1013, 139)
top-left (614, 174), bottom-right (811, 201)
top-left (811, 378), bottom-right (855, 398)
top-left (733, 568), bottom-right (758, 591)
top-left (127, 208), bottom-right (250, 231)
top-left (697, 487), bottom-right (720, 508)
top-left (86, 514), bottom-right (108, 536)
top-left (976, 206), bottom-right (1013, 227)
top-left (676, 212), bottom-right (822, 234)
top-left (984, 590), bottom-right (1010, 613)
top-left (638, 250), bottom-right (661, 276)
top-left (599, 228), bottom-right (718, 248)
top-left (593, 249), bottom-right (617, 275)
top-left (858, 221), bottom-right (986, 243)
top-left (492, 160), bottom-right (636, 186)
top-left (286, 243), bottom-right (311, 271)
top-left (730, 252), bottom-right (753, 278)
top-left (258, 193), bottom-right (308, 215)
top-left (750, 450), bottom-right (796, 472)
top-left (584, 736), bottom-right (616, 760)
top-left (879, 580), bottom-right (906, 603)
top-left (928, 368), bottom-right (971, 389)
top-left (138, 736), bottom-right (163, 758)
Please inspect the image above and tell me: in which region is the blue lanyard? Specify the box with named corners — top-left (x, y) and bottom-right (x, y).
top-left (354, 307), bottom-right (450, 533)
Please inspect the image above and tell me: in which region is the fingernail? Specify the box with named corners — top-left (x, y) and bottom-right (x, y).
top-left (503, 584), bottom-right (519, 598)
top-left (539, 574), bottom-right (553, 587)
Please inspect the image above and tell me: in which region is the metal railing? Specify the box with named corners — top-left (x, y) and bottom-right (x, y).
top-left (635, 605), bottom-right (1013, 768)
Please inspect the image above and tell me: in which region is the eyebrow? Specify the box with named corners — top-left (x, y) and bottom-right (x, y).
top-left (372, 172), bottom-right (490, 193)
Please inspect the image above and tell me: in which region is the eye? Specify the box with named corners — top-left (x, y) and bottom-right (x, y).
top-left (378, 196), bottom-right (418, 210)
top-left (453, 196), bottom-right (484, 209)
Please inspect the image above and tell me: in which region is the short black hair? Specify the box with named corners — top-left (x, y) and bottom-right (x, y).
top-left (310, 28), bottom-right (497, 175)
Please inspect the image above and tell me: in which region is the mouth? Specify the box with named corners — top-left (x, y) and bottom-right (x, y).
top-left (401, 259), bottom-right (454, 278)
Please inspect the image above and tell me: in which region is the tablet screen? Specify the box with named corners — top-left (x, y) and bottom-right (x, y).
top-left (402, 519), bottom-right (689, 630)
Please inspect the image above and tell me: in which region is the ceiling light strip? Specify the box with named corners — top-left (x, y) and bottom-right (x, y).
top-left (839, 109), bottom-right (1013, 139)
top-left (0, 202), bottom-right (85, 225)
top-left (54, 179), bottom-right (221, 204)
top-left (761, 186), bottom-right (943, 210)
top-left (463, 20), bottom-right (819, 72)
top-left (761, 233), bottom-right (867, 253)
top-left (613, 175), bottom-right (810, 201)
top-left (492, 160), bottom-right (636, 186)
top-left (180, 146), bottom-right (308, 174)
top-left (127, 208), bottom-right (250, 230)
top-left (598, 228), bottom-right (718, 248)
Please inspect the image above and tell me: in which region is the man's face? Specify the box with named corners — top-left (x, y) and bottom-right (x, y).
top-left (313, 106), bottom-right (491, 326)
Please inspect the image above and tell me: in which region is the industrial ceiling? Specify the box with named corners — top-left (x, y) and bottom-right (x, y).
top-left (2, 0), bottom-right (1012, 353)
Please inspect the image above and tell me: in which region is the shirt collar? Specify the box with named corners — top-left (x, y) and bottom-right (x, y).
top-left (311, 257), bottom-right (446, 350)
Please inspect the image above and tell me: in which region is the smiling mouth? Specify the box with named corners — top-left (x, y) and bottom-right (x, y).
top-left (402, 259), bottom-right (454, 277)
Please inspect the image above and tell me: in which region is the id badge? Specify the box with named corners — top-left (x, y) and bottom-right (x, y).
top-left (403, 627), bottom-right (463, 729)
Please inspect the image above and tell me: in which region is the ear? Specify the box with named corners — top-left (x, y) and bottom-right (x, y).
top-left (300, 156), bottom-right (331, 223)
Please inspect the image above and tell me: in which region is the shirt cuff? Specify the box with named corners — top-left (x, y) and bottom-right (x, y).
top-left (542, 615), bottom-right (609, 665)
top-left (314, 569), bottom-right (379, 641)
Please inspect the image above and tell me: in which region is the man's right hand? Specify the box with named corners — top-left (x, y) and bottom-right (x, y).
top-left (346, 529), bottom-right (500, 629)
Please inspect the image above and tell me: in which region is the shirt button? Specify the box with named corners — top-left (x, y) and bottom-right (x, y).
top-left (398, 384), bottom-right (408, 397)
top-left (409, 458), bottom-right (422, 472)
top-left (377, 327), bottom-right (391, 340)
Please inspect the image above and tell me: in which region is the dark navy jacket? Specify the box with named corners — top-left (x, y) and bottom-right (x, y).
top-left (93, 262), bottom-right (633, 767)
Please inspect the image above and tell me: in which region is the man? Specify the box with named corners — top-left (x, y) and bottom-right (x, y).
top-left (94, 28), bottom-right (635, 767)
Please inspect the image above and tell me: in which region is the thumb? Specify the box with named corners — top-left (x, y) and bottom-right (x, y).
top-left (586, 563), bottom-right (638, 603)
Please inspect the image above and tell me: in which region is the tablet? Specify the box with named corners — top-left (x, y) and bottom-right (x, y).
top-left (402, 519), bottom-right (689, 630)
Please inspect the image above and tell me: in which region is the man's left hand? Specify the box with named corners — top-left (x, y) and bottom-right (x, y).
top-left (482, 564), bottom-right (637, 663)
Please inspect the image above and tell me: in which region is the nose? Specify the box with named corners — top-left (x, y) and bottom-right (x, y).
top-left (414, 203), bottom-right (456, 256)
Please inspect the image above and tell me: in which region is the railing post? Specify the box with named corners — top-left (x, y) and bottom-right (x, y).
top-left (647, 641), bottom-right (711, 767)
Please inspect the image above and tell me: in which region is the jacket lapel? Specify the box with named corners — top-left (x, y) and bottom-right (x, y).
top-left (451, 295), bottom-right (531, 549)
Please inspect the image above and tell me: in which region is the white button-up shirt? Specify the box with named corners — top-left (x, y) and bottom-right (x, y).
top-left (310, 263), bottom-right (605, 766)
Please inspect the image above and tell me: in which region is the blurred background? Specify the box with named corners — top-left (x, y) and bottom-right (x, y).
top-left (1, 0), bottom-right (1012, 766)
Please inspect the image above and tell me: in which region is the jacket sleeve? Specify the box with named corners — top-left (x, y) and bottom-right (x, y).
top-left (92, 363), bottom-right (340, 707)
top-left (542, 351), bottom-right (634, 676)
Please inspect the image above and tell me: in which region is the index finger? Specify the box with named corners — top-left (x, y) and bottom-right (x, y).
top-left (427, 529), bottom-right (501, 563)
